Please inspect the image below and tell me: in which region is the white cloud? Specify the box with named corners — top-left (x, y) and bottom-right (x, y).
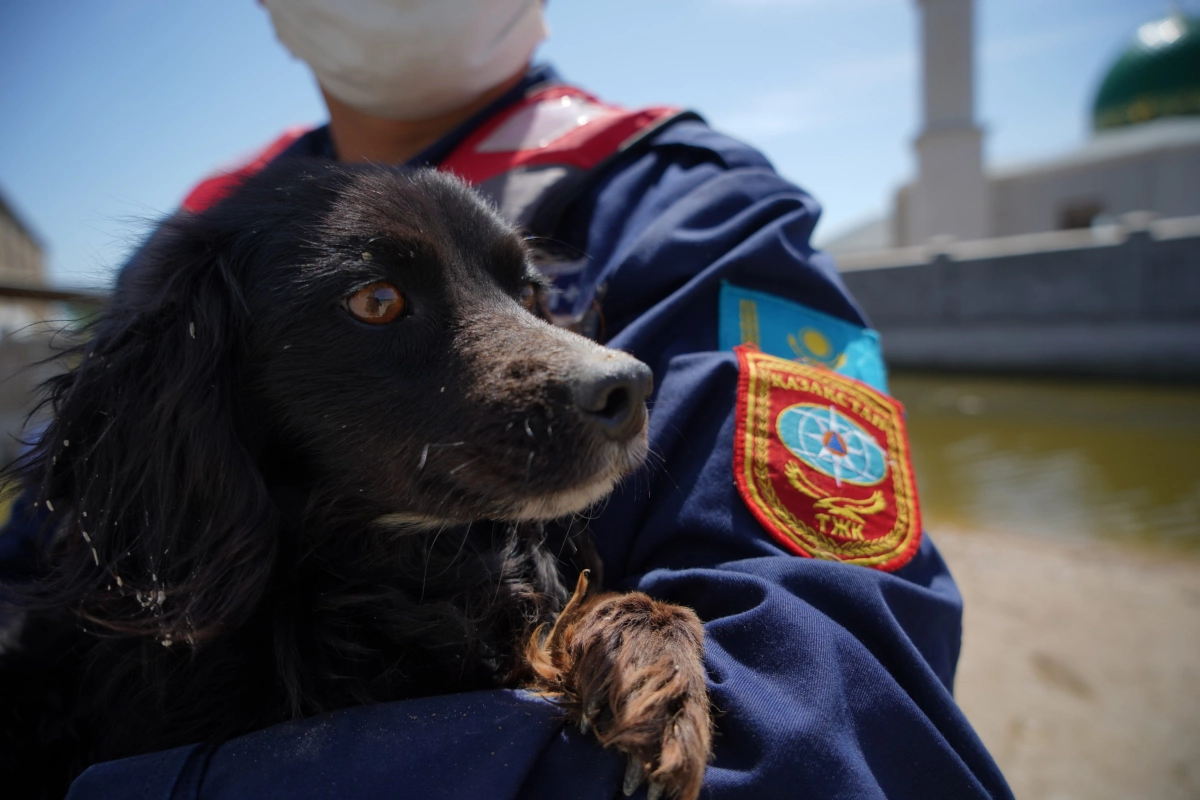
top-left (711, 0), bottom-right (827, 6)
top-left (720, 88), bottom-right (825, 137)
top-left (713, 49), bottom-right (915, 139)
top-left (982, 18), bottom-right (1119, 64)
top-left (710, 0), bottom-right (892, 8)
top-left (716, 15), bottom-right (1116, 141)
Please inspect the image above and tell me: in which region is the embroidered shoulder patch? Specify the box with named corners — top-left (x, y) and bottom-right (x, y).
top-left (733, 345), bottom-right (921, 571)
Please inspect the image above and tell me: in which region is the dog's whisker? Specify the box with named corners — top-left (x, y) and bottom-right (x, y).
top-left (491, 554), bottom-right (506, 609)
top-left (419, 441), bottom-right (467, 471)
top-left (418, 523), bottom-right (448, 606)
top-left (428, 522), bottom-right (472, 583)
top-left (524, 418), bottom-right (534, 438)
top-left (432, 482), bottom-right (461, 515)
top-left (448, 457), bottom-right (480, 476)
top-left (525, 451), bottom-right (535, 485)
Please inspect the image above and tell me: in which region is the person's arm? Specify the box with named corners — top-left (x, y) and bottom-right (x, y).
top-left (557, 119), bottom-right (1012, 798)
top-left (64, 690), bottom-right (627, 800)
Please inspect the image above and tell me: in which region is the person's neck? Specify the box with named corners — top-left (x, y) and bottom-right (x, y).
top-left (322, 71), bottom-right (526, 164)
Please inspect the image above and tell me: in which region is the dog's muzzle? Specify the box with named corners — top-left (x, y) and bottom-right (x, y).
top-left (570, 357), bottom-right (654, 442)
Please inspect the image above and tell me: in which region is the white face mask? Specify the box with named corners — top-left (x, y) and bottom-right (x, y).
top-left (263, 0), bottom-right (548, 121)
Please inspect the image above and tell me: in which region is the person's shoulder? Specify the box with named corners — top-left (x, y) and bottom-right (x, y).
top-left (643, 118), bottom-right (776, 173)
top-left (602, 112), bottom-right (817, 217)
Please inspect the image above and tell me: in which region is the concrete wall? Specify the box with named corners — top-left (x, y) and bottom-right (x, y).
top-left (838, 216), bottom-right (1200, 379)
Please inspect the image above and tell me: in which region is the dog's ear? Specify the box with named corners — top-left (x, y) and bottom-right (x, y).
top-left (15, 216), bottom-right (277, 646)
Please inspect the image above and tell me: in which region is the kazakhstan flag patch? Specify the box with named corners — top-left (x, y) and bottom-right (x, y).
top-left (718, 282), bottom-right (888, 393)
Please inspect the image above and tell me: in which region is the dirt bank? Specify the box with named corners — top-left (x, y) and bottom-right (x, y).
top-left (938, 529), bottom-right (1200, 800)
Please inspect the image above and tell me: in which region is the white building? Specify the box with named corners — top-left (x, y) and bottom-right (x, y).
top-left (826, 5), bottom-right (1200, 255)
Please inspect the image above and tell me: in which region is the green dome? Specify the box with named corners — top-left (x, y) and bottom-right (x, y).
top-left (1092, 12), bottom-right (1200, 131)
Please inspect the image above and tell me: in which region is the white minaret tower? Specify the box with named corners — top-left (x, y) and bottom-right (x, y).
top-left (910, 0), bottom-right (989, 243)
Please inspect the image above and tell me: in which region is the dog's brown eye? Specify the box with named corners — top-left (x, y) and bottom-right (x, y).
top-left (346, 282), bottom-right (405, 324)
top-left (519, 283), bottom-right (539, 313)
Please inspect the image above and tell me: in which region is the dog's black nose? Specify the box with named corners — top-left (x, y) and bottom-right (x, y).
top-left (572, 359), bottom-right (654, 441)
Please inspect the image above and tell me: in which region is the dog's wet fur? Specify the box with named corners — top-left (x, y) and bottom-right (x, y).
top-left (0, 163), bottom-right (710, 800)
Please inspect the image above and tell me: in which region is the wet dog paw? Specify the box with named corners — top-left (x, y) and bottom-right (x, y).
top-left (527, 572), bottom-right (711, 800)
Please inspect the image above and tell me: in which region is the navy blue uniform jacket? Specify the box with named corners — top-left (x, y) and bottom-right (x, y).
top-left (11, 65), bottom-right (1011, 799)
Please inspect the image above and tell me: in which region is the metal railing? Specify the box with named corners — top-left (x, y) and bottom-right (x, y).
top-left (0, 281), bottom-right (106, 304)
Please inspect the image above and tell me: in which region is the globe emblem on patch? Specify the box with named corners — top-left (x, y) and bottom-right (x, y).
top-left (776, 403), bottom-right (888, 486)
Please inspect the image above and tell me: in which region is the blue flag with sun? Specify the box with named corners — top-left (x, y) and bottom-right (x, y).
top-left (718, 282), bottom-right (889, 393)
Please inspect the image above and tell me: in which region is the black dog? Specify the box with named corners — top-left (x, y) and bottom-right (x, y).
top-left (0, 163), bottom-right (710, 799)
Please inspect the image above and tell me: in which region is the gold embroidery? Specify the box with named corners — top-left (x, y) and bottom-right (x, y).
top-left (739, 299), bottom-right (761, 348)
top-left (787, 327), bottom-right (847, 370)
top-left (816, 491), bottom-right (887, 525)
top-left (784, 461), bottom-right (886, 522)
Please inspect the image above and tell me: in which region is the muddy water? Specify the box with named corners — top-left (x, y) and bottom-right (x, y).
top-left (889, 374), bottom-right (1200, 555)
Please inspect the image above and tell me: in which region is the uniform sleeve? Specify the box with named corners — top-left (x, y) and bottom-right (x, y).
top-left (64, 691), bottom-right (626, 800)
top-left (555, 120), bottom-right (1013, 798)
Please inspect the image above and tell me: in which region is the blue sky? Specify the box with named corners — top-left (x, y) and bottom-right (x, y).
top-left (0, 0), bottom-right (1172, 286)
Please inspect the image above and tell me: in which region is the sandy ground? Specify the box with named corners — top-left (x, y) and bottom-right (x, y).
top-left (938, 529), bottom-right (1200, 800)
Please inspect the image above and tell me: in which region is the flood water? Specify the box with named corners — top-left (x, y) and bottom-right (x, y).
top-left (889, 374), bottom-right (1200, 556)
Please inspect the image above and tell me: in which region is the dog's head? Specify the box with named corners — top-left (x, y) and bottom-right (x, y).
top-left (216, 163), bottom-right (651, 523)
top-left (18, 162), bottom-right (651, 640)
